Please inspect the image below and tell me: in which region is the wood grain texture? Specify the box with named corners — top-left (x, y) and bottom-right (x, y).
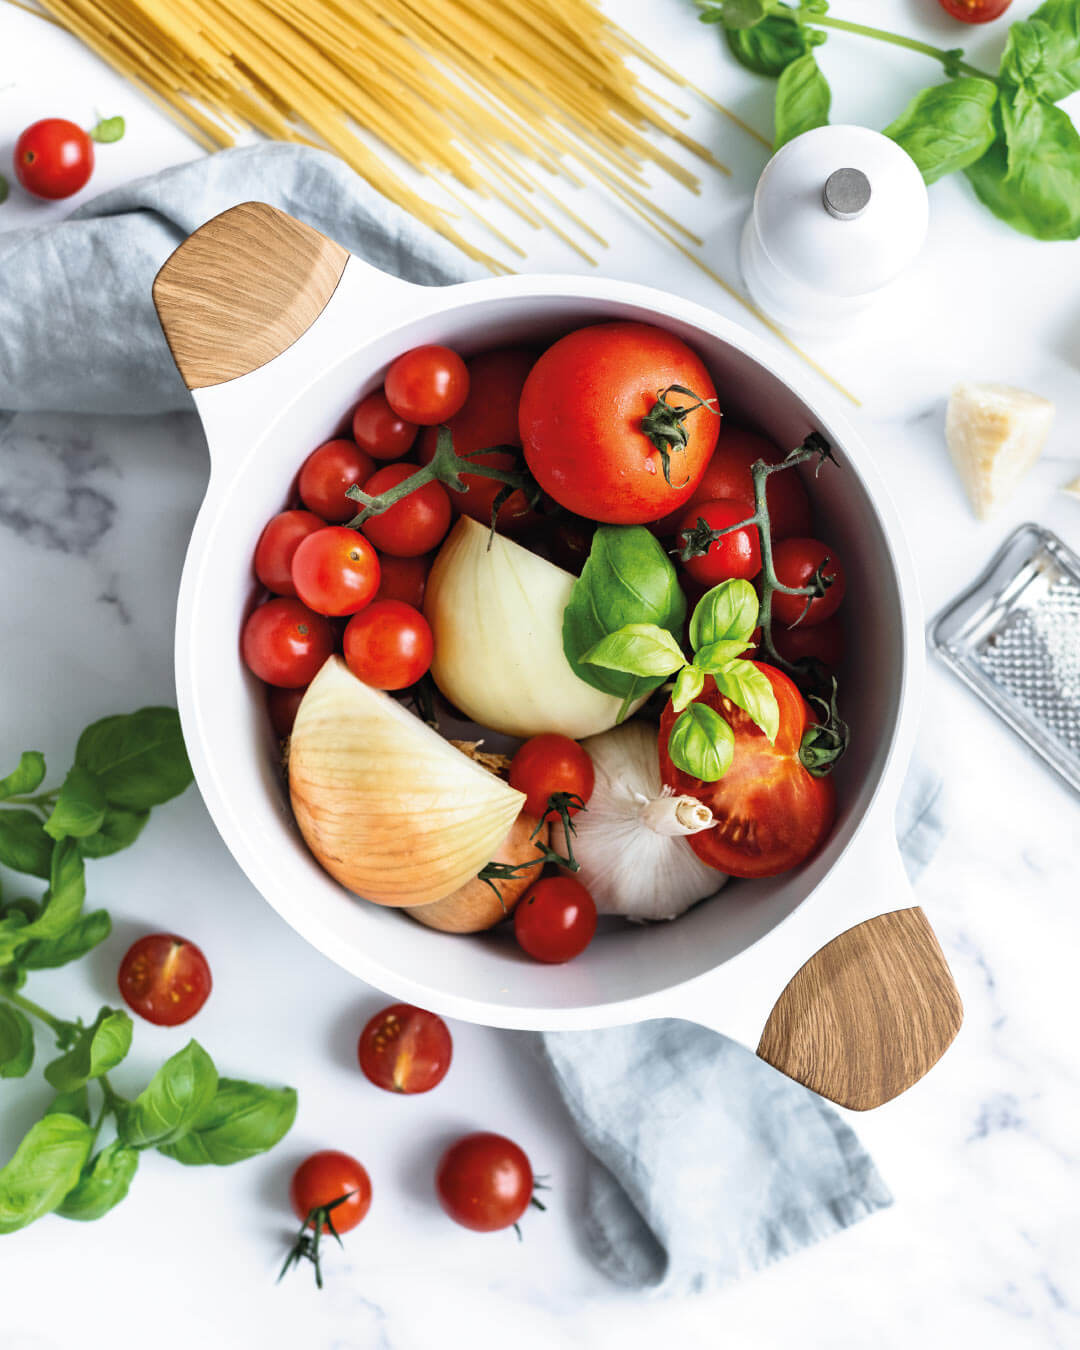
top-left (152, 201), bottom-right (348, 389)
top-left (757, 907), bottom-right (963, 1111)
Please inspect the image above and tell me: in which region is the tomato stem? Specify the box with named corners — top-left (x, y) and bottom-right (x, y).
top-left (278, 1193), bottom-right (352, 1290)
top-left (640, 384), bottom-right (719, 489)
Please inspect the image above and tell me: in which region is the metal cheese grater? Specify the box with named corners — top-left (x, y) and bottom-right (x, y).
top-left (930, 523), bottom-right (1080, 796)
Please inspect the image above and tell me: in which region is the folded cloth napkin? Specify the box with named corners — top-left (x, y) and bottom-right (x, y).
top-left (0, 143), bottom-right (945, 1294)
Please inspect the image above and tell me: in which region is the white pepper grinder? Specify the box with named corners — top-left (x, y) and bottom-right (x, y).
top-left (740, 124), bottom-right (929, 337)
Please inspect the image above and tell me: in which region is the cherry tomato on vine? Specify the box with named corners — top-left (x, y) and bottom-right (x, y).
top-left (514, 877), bottom-right (597, 964)
top-left (509, 734), bottom-right (594, 820)
top-left (290, 1151), bottom-right (372, 1234)
top-left (359, 463), bottom-right (452, 557)
top-left (772, 612), bottom-right (845, 671)
top-left (358, 1003), bottom-right (452, 1094)
top-left (373, 552), bottom-right (430, 609)
top-left (117, 934), bottom-right (212, 1026)
top-left (242, 597), bottom-right (334, 687)
top-left (436, 1133), bottom-right (537, 1233)
top-left (937, 0), bottom-right (1011, 22)
top-left (343, 599), bottom-right (433, 689)
top-left (385, 345), bottom-right (469, 425)
top-left (266, 683), bottom-right (306, 737)
top-left (290, 525), bottom-right (380, 617)
top-left (254, 510), bottom-right (325, 596)
top-left (298, 439), bottom-right (375, 523)
top-left (771, 538), bottom-right (847, 629)
top-left (14, 119), bottom-right (94, 199)
top-left (677, 498), bottom-right (761, 587)
top-left (352, 390), bottom-right (418, 461)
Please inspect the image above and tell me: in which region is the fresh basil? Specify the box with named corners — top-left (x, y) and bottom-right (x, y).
top-left (885, 78), bottom-right (998, 184)
top-left (44, 1007), bottom-right (133, 1093)
top-left (78, 807), bottom-right (149, 859)
top-left (44, 766), bottom-right (107, 842)
top-left (0, 1004), bottom-right (34, 1079)
top-left (45, 1086), bottom-right (91, 1123)
top-left (31, 839), bottom-right (86, 941)
top-left (714, 660), bottom-right (780, 743)
top-left (689, 580), bottom-right (759, 651)
top-left (563, 526), bottom-right (686, 701)
top-left (668, 705), bottom-right (735, 782)
top-left (966, 95), bottom-right (1080, 241)
top-left (724, 6), bottom-right (812, 77)
top-left (118, 1040), bottom-right (218, 1149)
top-left (88, 115), bottom-right (125, 144)
top-left (671, 666), bottom-right (706, 714)
top-left (703, 0), bottom-right (776, 29)
top-left (20, 910), bottom-right (110, 970)
top-left (0, 752), bottom-right (46, 802)
top-left (694, 638), bottom-right (751, 673)
top-left (0, 811), bottom-right (53, 880)
top-left (773, 49), bottom-right (830, 150)
top-left (580, 623), bottom-right (687, 679)
top-left (75, 707), bottom-right (193, 810)
top-left (1000, 0), bottom-right (1080, 103)
top-left (56, 1142), bottom-right (139, 1221)
top-left (0, 1113), bottom-right (94, 1234)
top-left (158, 1079), bottom-right (298, 1166)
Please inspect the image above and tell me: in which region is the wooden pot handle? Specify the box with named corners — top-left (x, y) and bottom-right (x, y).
top-left (756, 907), bottom-right (963, 1111)
top-left (152, 202), bottom-right (349, 391)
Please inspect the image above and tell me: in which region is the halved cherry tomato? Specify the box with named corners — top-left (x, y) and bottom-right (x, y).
top-left (659, 665), bottom-right (835, 878)
top-left (374, 553), bottom-right (430, 609)
top-left (436, 1133), bottom-right (535, 1232)
top-left (771, 538), bottom-right (846, 628)
top-left (359, 464), bottom-right (452, 557)
top-left (14, 119), bottom-right (93, 199)
top-left (509, 734), bottom-right (594, 820)
top-left (298, 440), bottom-right (375, 523)
top-left (343, 599), bottom-right (433, 689)
top-left (677, 498), bottom-right (761, 587)
top-left (266, 683), bottom-right (306, 738)
top-left (290, 526), bottom-right (380, 617)
top-left (242, 597), bottom-right (334, 687)
top-left (514, 877), bottom-right (596, 963)
top-left (290, 1151), bottom-right (372, 1234)
top-left (254, 510), bottom-right (326, 597)
top-left (772, 612), bottom-right (845, 671)
top-left (358, 1004), bottom-right (452, 1094)
top-left (117, 934), bottom-right (212, 1025)
top-left (938, 0), bottom-right (1011, 21)
top-left (385, 345), bottom-right (469, 425)
top-left (352, 390), bottom-right (418, 460)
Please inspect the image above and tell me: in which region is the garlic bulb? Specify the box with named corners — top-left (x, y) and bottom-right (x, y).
top-left (557, 720), bottom-right (726, 921)
top-left (424, 516), bottom-right (643, 739)
top-left (289, 657), bottom-right (526, 908)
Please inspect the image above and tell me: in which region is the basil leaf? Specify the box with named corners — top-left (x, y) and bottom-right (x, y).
top-left (118, 1040), bottom-right (218, 1149)
top-left (158, 1079), bottom-right (298, 1166)
top-left (689, 579), bottom-right (759, 650)
top-left (884, 79), bottom-right (998, 185)
top-left (44, 766), bottom-right (107, 842)
top-left (44, 1007), bottom-right (132, 1092)
top-left (668, 705), bottom-right (735, 782)
top-left (78, 807), bottom-right (149, 859)
top-left (712, 0), bottom-right (775, 29)
top-left (20, 910), bottom-right (110, 970)
top-left (966, 97), bottom-right (1080, 241)
top-left (1000, 1), bottom-right (1080, 104)
top-left (56, 1142), bottom-right (139, 1221)
top-left (45, 1086), bottom-right (91, 1123)
top-left (32, 839), bottom-right (86, 941)
top-left (671, 666), bottom-right (706, 714)
top-left (714, 659), bottom-right (781, 743)
top-left (75, 707), bottom-right (193, 810)
top-left (0, 810), bottom-right (53, 879)
top-left (774, 49), bottom-right (830, 150)
top-left (0, 1114), bottom-right (94, 1234)
top-left (581, 623), bottom-right (687, 679)
top-left (88, 115), bottom-right (125, 144)
top-left (693, 638), bottom-right (750, 673)
top-left (563, 526), bottom-right (686, 700)
top-left (724, 5), bottom-right (811, 77)
top-left (0, 752), bottom-right (46, 801)
top-left (0, 1004), bottom-right (34, 1079)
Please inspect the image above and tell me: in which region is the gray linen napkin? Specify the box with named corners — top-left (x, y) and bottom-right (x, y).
top-left (0, 144), bottom-right (945, 1294)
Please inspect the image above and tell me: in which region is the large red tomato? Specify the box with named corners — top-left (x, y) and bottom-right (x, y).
top-left (659, 665), bottom-right (835, 879)
top-left (518, 323), bottom-right (720, 524)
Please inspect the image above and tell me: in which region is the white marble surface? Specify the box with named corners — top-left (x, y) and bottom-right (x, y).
top-left (2, 2), bottom-right (1079, 1347)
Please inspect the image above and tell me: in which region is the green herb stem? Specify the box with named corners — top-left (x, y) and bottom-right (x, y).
top-left (99, 1072), bottom-right (128, 1114)
top-left (0, 987), bottom-right (78, 1044)
top-left (807, 14), bottom-right (991, 81)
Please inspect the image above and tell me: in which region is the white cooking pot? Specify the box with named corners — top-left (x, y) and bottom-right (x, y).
top-left (155, 203), bottom-right (962, 1112)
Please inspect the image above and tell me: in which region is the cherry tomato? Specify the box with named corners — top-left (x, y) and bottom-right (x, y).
top-left (266, 683), bottom-right (306, 737)
top-left (418, 348), bottom-right (539, 535)
top-left (298, 439), bottom-right (375, 523)
top-left (343, 599), bottom-right (433, 689)
top-left (677, 498), bottom-right (761, 587)
top-left (359, 463), bottom-right (452, 557)
top-left (514, 877), bottom-right (597, 964)
top-left (14, 119), bottom-right (94, 199)
top-left (254, 510), bottom-right (325, 597)
top-left (938, 0), bottom-right (1011, 22)
top-left (652, 427), bottom-right (812, 540)
top-left (520, 323), bottom-right (719, 525)
top-left (385, 345), bottom-right (469, 425)
top-left (374, 553), bottom-right (430, 609)
top-left (771, 538), bottom-right (847, 629)
top-left (290, 525), bottom-right (380, 617)
top-left (352, 390), bottom-right (418, 461)
top-left (772, 612), bottom-right (845, 671)
top-left (509, 734), bottom-right (594, 820)
top-left (436, 1133), bottom-right (535, 1233)
top-left (117, 934), bottom-right (212, 1026)
top-left (659, 665), bottom-right (835, 879)
top-left (242, 597), bottom-right (334, 687)
top-left (290, 1151), bottom-right (372, 1235)
top-left (358, 1003), bottom-right (452, 1094)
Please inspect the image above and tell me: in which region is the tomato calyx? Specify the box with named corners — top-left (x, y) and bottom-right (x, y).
top-left (515, 1175), bottom-right (552, 1241)
top-left (476, 792), bottom-right (585, 907)
top-left (640, 384), bottom-right (719, 488)
top-left (278, 1192), bottom-right (354, 1290)
top-left (799, 678), bottom-right (850, 777)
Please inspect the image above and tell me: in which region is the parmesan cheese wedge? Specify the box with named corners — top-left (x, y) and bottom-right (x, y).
top-left (945, 382), bottom-right (1055, 520)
